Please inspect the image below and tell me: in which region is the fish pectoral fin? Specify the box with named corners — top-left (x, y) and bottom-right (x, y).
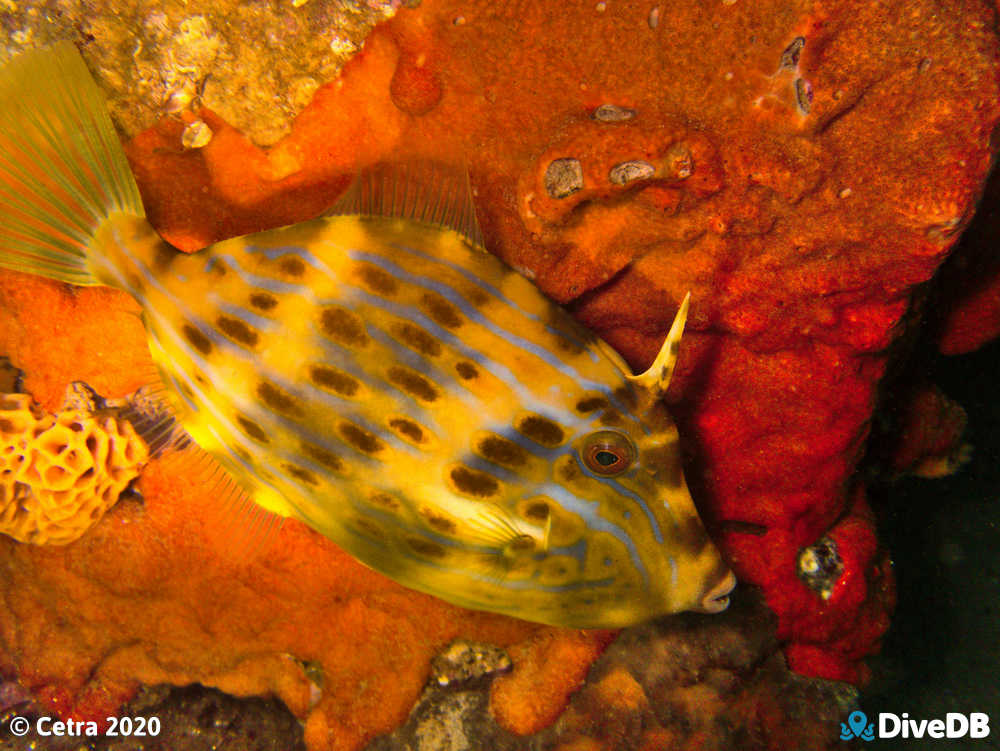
top-left (626, 292), bottom-right (690, 396)
top-left (326, 161), bottom-right (484, 248)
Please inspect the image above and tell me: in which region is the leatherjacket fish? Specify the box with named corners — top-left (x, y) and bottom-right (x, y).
top-left (0, 42), bottom-right (735, 627)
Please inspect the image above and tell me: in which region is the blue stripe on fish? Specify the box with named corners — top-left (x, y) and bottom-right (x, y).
top-left (385, 240), bottom-right (597, 360)
top-left (315, 287), bottom-right (588, 430)
top-left (572, 453), bottom-right (666, 545)
top-left (347, 248), bottom-right (621, 406)
top-left (211, 253), bottom-right (308, 295)
top-left (211, 297), bottom-right (279, 333)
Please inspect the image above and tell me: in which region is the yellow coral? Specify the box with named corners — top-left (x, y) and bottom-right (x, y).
top-left (0, 393), bottom-right (148, 544)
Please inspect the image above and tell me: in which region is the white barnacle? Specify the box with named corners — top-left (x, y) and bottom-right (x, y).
top-left (181, 119), bottom-right (213, 149)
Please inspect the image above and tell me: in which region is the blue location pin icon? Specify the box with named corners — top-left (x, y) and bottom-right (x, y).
top-left (847, 711), bottom-right (868, 738)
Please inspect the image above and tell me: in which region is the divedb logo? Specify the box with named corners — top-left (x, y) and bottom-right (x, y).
top-left (840, 710), bottom-right (991, 741)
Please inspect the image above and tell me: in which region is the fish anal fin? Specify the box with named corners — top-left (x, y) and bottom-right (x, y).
top-left (155, 443), bottom-right (283, 565)
top-left (328, 161), bottom-right (484, 248)
top-left (627, 292), bottom-right (691, 397)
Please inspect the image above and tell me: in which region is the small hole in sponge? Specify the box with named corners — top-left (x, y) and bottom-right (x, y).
top-left (75, 467), bottom-right (95, 487)
top-left (44, 465), bottom-right (68, 485)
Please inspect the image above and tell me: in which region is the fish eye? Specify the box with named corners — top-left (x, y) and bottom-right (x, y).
top-left (580, 430), bottom-right (636, 476)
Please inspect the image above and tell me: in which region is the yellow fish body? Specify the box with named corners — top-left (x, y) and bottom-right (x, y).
top-left (0, 43), bottom-right (734, 627)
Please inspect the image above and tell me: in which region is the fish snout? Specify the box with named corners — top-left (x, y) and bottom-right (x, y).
top-left (698, 569), bottom-right (736, 613)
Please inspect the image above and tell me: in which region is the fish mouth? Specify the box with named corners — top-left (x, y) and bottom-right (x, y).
top-left (699, 570), bottom-right (737, 613)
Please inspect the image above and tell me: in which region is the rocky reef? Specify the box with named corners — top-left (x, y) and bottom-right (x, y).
top-left (1, 0), bottom-right (999, 749)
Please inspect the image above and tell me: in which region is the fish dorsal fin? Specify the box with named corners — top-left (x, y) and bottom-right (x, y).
top-left (626, 293), bottom-right (691, 396)
top-left (329, 161), bottom-right (484, 248)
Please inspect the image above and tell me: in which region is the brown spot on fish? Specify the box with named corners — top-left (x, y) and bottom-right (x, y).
top-left (355, 263), bottom-right (399, 296)
top-left (558, 458), bottom-right (580, 482)
top-left (182, 323), bottom-right (213, 355)
top-left (354, 516), bottom-right (385, 540)
top-left (420, 292), bottom-right (462, 329)
top-left (301, 442), bottom-right (344, 473)
top-left (236, 415), bottom-right (269, 443)
top-left (506, 535), bottom-right (536, 554)
top-left (516, 414), bottom-right (565, 446)
top-left (450, 465), bottom-right (500, 498)
top-left (249, 292), bottom-right (278, 311)
top-left (234, 446), bottom-right (253, 462)
top-left (524, 502), bottom-right (550, 522)
top-left (257, 381), bottom-right (304, 416)
top-left (552, 336), bottom-right (585, 356)
top-left (389, 417), bottom-right (426, 444)
top-left (284, 463), bottom-right (320, 486)
top-left (613, 386), bottom-right (638, 411)
top-left (461, 284), bottom-right (491, 307)
top-left (310, 365), bottom-right (361, 397)
top-left (407, 536), bottom-right (448, 559)
top-left (392, 322), bottom-right (441, 357)
top-left (369, 491), bottom-right (400, 511)
top-left (598, 410), bottom-right (625, 427)
top-left (320, 306), bottom-right (369, 348)
top-left (217, 315), bottom-right (259, 347)
top-left (339, 421), bottom-right (384, 454)
top-left (455, 361), bottom-right (478, 380)
top-left (387, 366), bottom-right (439, 402)
top-left (576, 396), bottom-right (609, 413)
top-left (420, 508), bottom-right (457, 534)
top-left (152, 241), bottom-right (177, 272)
top-left (476, 434), bottom-right (528, 467)
top-left (279, 255), bottom-right (306, 277)
top-left (125, 271), bottom-right (144, 293)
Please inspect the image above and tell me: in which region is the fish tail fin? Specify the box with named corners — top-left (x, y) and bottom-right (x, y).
top-left (0, 42), bottom-right (145, 286)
